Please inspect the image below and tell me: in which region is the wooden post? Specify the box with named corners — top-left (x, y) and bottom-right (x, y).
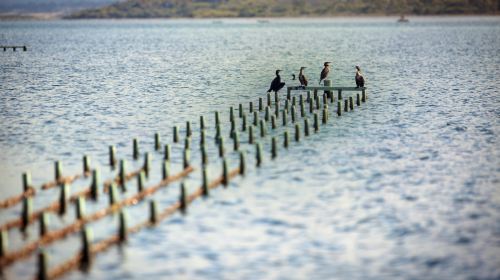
top-left (315, 95), bottom-right (320, 110)
top-left (300, 102), bottom-right (305, 117)
top-left (283, 130), bottom-right (289, 148)
top-left (299, 94), bottom-right (304, 106)
top-left (22, 196), bottom-right (32, 230)
top-left (337, 101), bottom-right (342, 116)
top-left (55, 160), bottom-right (62, 181)
top-left (230, 115), bottom-right (236, 138)
top-left (285, 99), bottom-right (289, 113)
top-left (183, 149), bottom-right (190, 168)
top-left (323, 79), bottom-right (332, 97)
top-left (292, 96), bottom-right (296, 107)
top-left (81, 227), bottom-right (92, 266)
top-left (222, 158), bottom-right (229, 187)
top-left (149, 200), bottom-right (158, 223)
top-left (137, 171), bottom-right (146, 192)
top-left (267, 93), bottom-right (271, 106)
top-left (22, 171), bottom-right (31, 192)
top-left (322, 108), bottom-right (328, 124)
top-left (39, 212), bottom-right (49, 236)
top-left (143, 152), bottom-right (151, 176)
top-left (314, 89), bottom-right (318, 100)
top-left (90, 168), bottom-right (100, 200)
top-left (76, 196), bottom-right (86, 219)
top-left (259, 120), bottom-right (266, 137)
top-left (307, 91), bottom-right (311, 103)
top-left (287, 88), bottom-right (291, 100)
top-left (249, 125), bottom-right (254, 144)
top-left (215, 111), bottom-right (220, 126)
top-left (242, 113), bottom-right (247, 131)
top-left (253, 111), bottom-right (259, 126)
top-left (239, 151), bottom-right (246, 175)
top-left (179, 183), bottom-right (187, 214)
top-left (200, 115), bottom-right (206, 130)
top-left (259, 97), bottom-right (263, 111)
top-left (349, 96), bottom-right (354, 110)
top-left (338, 89), bottom-right (342, 100)
top-left (201, 146), bottom-right (208, 166)
top-left (119, 159), bottom-right (127, 191)
top-left (164, 144), bottom-right (171, 161)
top-left (162, 160), bottom-right (170, 180)
top-left (202, 168), bottom-right (209, 196)
top-left (356, 93), bottom-right (361, 106)
top-left (59, 183), bottom-right (69, 215)
top-left (184, 136), bottom-right (191, 150)
top-left (118, 210), bottom-right (127, 242)
top-left (133, 138), bottom-right (139, 160)
top-left (323, 93), bottom-right (327, 107)
top-left (344, 99), bottom-right (349, 112)
top-left (109, 183), bottom-right (118, 205)
top-left (255, 142), bottom-right (263, 167)
top-left (0, 230), bottom-right (8, 257)
top-left (314, 113), bottom-right (319, 132)
top-left (229, 106), bottom-right (235, 122)
top-left (215, 124), bottom-right (221, 140)
top-left (83, 155), bottom-right (91, 174)
top-left (38, 250), bottom-right (48, 280)
top-left (186, 121), bottom-right (192, 137)
top-left (291, 105), bottom-right (296, 123)
top-left (271, 115), bottom-right (277, 129)
top-left (304, 118), bottom-right (310, 136)
top-left (218, 137), bottom-right (224, 158)
top-left (362, 89), bottom-right (366, 102)
top-left (295, 124), bottom-right (301, 142)
top-left (275, 91), bottom-right (279, 104)
top-left (271, 137), bottom-right (277, 159)
top-left (200, 129), bottom-right (206, 146)
top-left (173, 126), bottom-right (179, 143)
top-left (154, 133), bottom-right (161, 150)
top-left (282, 109), bottom-right (287, 126)
top-left (249, 101), bottom-right (253, 113)
top-left (109, 145), bottom-right (116, 167)
top-left (233, 131), bottom-right (239, 151)
top-left (309, 97), bottom-right (314, 113)
top-left (265, 106), bottom-right (270, 121)
top-left (239, 103), bottom-right (243, 118)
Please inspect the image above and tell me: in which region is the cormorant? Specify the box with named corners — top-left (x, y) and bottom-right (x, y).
top-left (267, 70), bottom-right (285, 93)
top-left (319, 62), bottom-right (331, 84)
top-left (299, 67), bottom-right (308, 87)
top-left (355, 66), bottom-right (365, 88)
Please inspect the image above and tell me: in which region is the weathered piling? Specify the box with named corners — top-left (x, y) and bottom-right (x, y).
top-left (173, 126), bottom-right (179, 143)
top-left (259, 120), bottom-right (266, 137)
top-left (271, 137), bottom-right (277, 159)
top-left (164, 144), bottom-right (171, 161)
top-left (291, 105), bottom-right (296, 123)
top-left (119, 160), bottom-right (127, 191)
top-left (215, 124), bottom-right (222, 141)
top-left (184, 136), bottom-right (191, 150)
top-left (295, 123), bottom-right (301, 142)
top-left (271, 115), bottom-right (277, 129)
top-left (137, 171), bottom-right (146, 192)
top-left (83, 155), bottom-right (91, 174)
top-left (253, 111), bottom-right (259, 126)
top-left (74, 197), bottom-right (85, 220)
top-left (304, 118), bottom-right (310, 136)
top-left (149, 200), bottom-right (158, 224)
top-left (58, 183), bottom-right (69, 215)
top-left (233, 131), bottom-right (240, 150)
top-left (300, 101), bottom-right (305, 117)
top-left (274, 91), bottom-right (279, 104)
top-left (239, 151), bottom-right (246, 175)
top-left (200, 129), bottom-right (206, 146)
top-left (282, 109), bottom-right (287, 126)
top-left (249, 101), bottom-right (254, 113)
top-left (215, 111), bottom-right (220, 126)
top-left (162, 160), bottom-right (170, 179)
top-left (287, 88), bottom-right (291, 100)
top-left (307, 91), bottom-right (311, 103)
top-left (186, 121), bottom-right (192, 137)
top-left (242, 113), bottom-right (247, 131)
top-left (39, 212), bottom-right (49, 236)
top-left (55, 161), bottom-right (62, 182)
top-left (324, 80), bottom-right (332, 96)
top-left (338, 89), bottom-right (342, 100)
top-left (118, 210), bottom-right (127, 242)
top-left (265, 106), bottom-right (270, 121)
top-left (322, 109), bottom-right (328, 124)
top-left (143, 152), bottom-right (151, 176)
top-left (154, 133), bottom-right (161, 151)
top-left (222, 158), bottom-right (229, 187)
top-left (90, 169), bottom-right (100, 200)
top-left (323, 93), bottom-right (328, 107)
top-left (362, 89), bottom-right (366, 102)
top-left (356, 93), bottom-right (361, 106)
top-left (109, 183), bottom-right (118, 205)
top-left (309, 98), bottom-right (314, 113)
top-left (133, 138), bottom-right (139, 160)
top-left (218, 137), bottom-right (225, 158)
top-left (201, 146), bottom-right (208, 165)
top-left (344, 99), bottom-right (349, 112)
top-left (337, 101), bottom-right (342, 116)
top-left (259, 97), bottom-right (263, 111)
top-left (239, 103), bottom-right (243, 118)
top-left (349, 96), bottom-right (354, 111)
top-left (23, 172), bottom-right (31, 192)
top-left (314, 113), bottom-right (319, 132)
top-left (37, 250), bottom-right (48, 280)
top-left (199, 116), bottom-right (205, 131)
top-left (255, 142), bottom-right (263, 167)
top-left (245, 123), bottom-right (253, 144)
top-left (1, 230), bottom-right (8, 257)
top-left (109, 145), bottom-right (116, 167)
top-left (229, 106), bottom-right (235, 123)
top-left (21, 197), bottom-right (32, 230)
top-left (283, 130), bottom-right (289, 148)
top-left (285, 99), bottom-right (289, 113)
top-left (267, 93), bottom-right (271, 106)
top-left (179, 183), bottom-right (187, 214)
top-left (202, 168), bottom-right (209, 196)
top-left (315, 95), bottom-right (320, 110)
top-left (292, 96), bottom-right (296, 107)
top-left (183, 149), bottom-right (190, 169)
top-left (81, 227), bottom-right (92, 266)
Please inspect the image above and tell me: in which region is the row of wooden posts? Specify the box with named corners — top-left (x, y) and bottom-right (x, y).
top-left (0, 46), bottom-right (27, 52)
top-left (0, 83), bottom-right (367, 279)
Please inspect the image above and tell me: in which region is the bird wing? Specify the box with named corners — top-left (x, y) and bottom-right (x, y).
top-left (320, 68), bottom-right (329, 82)
top-left (269, 76), bottom-right (279, 91)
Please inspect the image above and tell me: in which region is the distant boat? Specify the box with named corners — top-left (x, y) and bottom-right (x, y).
top-left (397, 15), bottom-right (409, 23)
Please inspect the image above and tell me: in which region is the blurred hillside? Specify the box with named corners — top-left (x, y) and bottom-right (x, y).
top-left (69, 0), bottom-right (500, 18)
top-left (0, 0), bottom-right (118, 13)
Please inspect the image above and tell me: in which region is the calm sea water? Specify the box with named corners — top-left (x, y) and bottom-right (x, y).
top-left (0, 17), bottom-right (499, 279)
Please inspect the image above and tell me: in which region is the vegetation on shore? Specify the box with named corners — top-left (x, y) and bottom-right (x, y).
top-left (68, 0), bottom-right (500, 19)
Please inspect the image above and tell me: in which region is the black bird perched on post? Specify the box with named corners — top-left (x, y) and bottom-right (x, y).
top-left (299, 67), bottom-right (308, 88)
top-left (319, 62), bottom-right (331, 84)
top-left (267, 70), bottom-right (285, 93)
top-left (355, 66), bottom-right (365, 88)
